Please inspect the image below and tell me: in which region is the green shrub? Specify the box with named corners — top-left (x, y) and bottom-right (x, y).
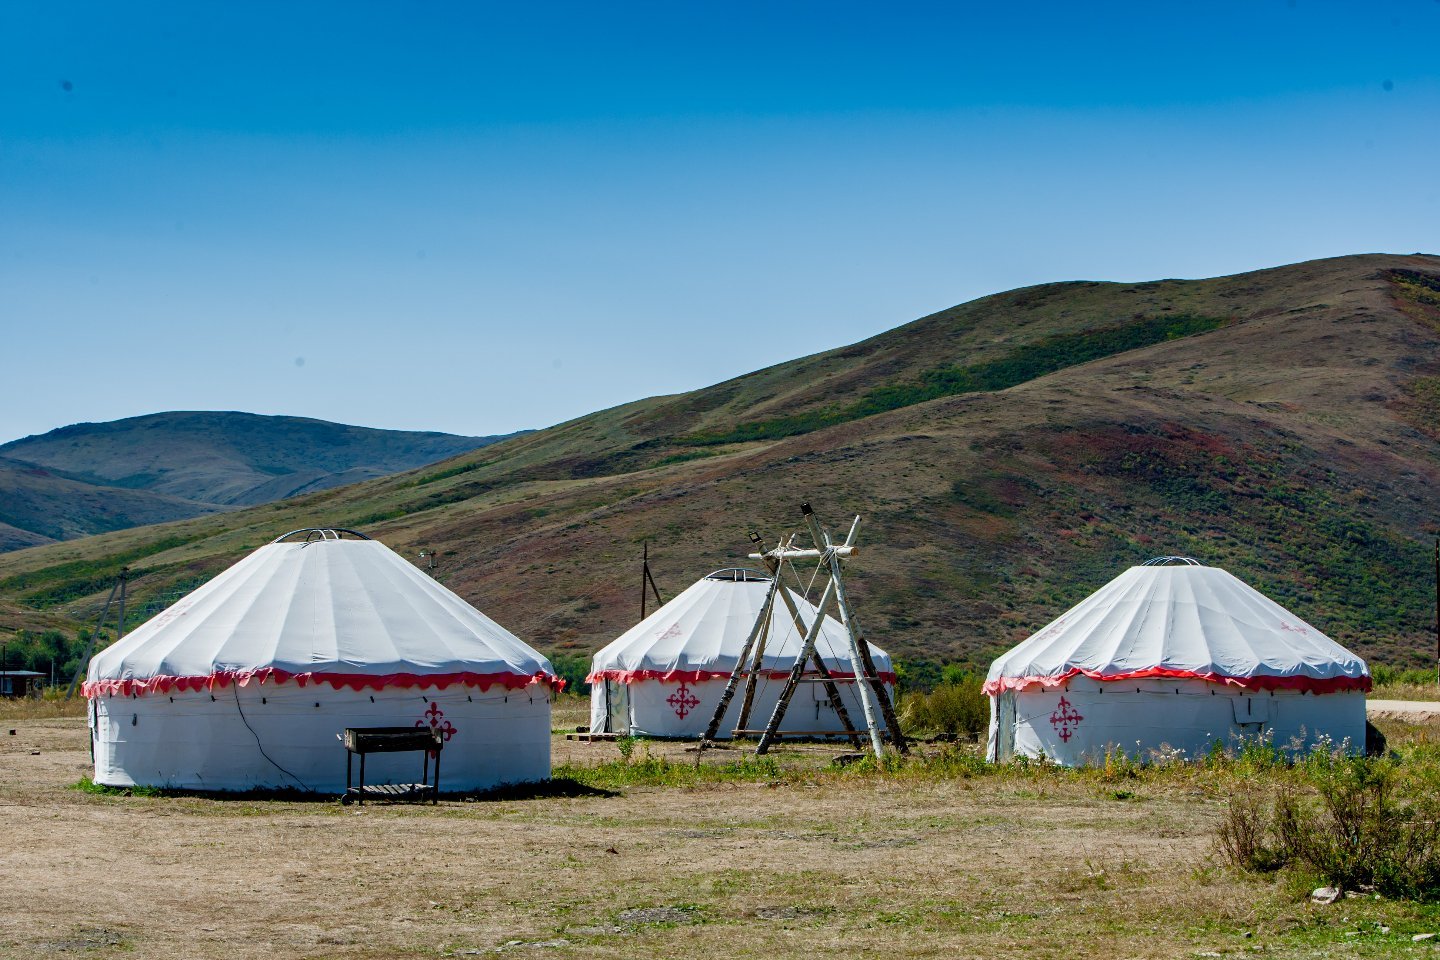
top-left (898, 672), bottom-right (987, 737)
top-left (1371, 664), bottom-right (1434, 687)
top-left (1218, 751), bottom-right (1440, 899)
top-left (548, 653), bottom-right (592, 694)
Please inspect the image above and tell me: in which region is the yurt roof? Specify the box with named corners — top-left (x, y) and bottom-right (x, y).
top-left (85, 529), bottom-right (558, 697)
top-left (984, 559), bottom-right (1370, 695)
top-left (588, 568), bottom-right (894, 683)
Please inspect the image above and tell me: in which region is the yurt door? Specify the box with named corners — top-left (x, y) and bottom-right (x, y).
top-left (995, 692), bottom-right (1017, 762)
top-left (606, 680), bottom-right (630, 734)
top-left (1232, 695), bottom-right (1271, 737)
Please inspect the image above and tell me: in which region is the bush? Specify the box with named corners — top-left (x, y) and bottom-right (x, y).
top-left (899, 672), bottom-right (987, 737)
top-left (1371, 664), bottom-right (1435, 688)
top-left (1218, 751), bottom-right (1440, 899)
top-left (548, 653), bottom-right (592, 694)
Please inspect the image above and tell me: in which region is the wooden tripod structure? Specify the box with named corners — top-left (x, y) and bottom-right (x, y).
top-left (698, 503), bottom-right (906, 759)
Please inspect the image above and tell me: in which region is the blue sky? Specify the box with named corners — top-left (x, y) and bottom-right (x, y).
top-left (2, 1), bottom-right (1437, 443)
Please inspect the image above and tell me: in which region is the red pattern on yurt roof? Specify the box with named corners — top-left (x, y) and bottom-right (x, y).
top-left (586, 667), bottom-right (897, 685)
top-left (981, 666), bottom-right (1371, 697)
top-left (83, 667), bottom-right (564, 698)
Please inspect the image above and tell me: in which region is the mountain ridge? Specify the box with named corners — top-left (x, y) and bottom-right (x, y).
top-left (3, 253), bottom-right (1438, 675)
top-left (0, 411), bottom-right (523, 550)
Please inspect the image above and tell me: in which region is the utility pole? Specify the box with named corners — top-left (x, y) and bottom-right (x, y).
top-left (66, 567), bottom-right (129, 700)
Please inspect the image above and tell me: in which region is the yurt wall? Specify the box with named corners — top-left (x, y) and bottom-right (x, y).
top-left (987, 676), bottom-right (1368, 765)
top-left (594, 672), bottom-right (889, 739)
top-left (92, 682), bottom-right (552, 792)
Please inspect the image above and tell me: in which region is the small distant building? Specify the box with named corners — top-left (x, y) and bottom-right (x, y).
top-left (0, 670), bottom-right (46, 698)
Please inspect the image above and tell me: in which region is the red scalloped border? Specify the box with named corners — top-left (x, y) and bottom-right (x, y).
top-left (981, 667), bottom-right (1371, 697)
top-left (585, 668), bottom-right (897, 685)
top-left (83, 667), bottom-right (565, 699)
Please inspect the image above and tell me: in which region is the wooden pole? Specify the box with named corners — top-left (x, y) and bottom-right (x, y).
top-left (641, 542), bottom-right (649, 622)
top-left (1434, 538), bottom-right (1438, 688)
top-left (734, 601), bottom-right (772, 734)
top-left (748, 534), bottom-right (862, 749)
top-left (800, 505), bottom-right (908, 756)
top-left (755, 574), bottom-right (842, 755)
top-left (646, 562), bottom-right (663, 611)
top-left (640, 542), bottom-right (663, 623)
top-left (66, 572), bottom-right (124, 700)
top-left (116, 567), bottom-right (127, 642)
top-left (700, 575), bottom-right (780, 743)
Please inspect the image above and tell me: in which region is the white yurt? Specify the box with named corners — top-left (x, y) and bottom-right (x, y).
top-left (85, 528), bottom-right (559, 792)
top-left (588, 568), bottom-right (895, 738)
top-left (985, 558), bottom-right (1371, 765)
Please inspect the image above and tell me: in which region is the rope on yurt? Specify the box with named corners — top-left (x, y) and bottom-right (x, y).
top-left (231, 683), bottom-right (312, 791)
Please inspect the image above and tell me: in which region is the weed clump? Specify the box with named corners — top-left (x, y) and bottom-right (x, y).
top-left (1218, 749), bottom-right (1440, 899)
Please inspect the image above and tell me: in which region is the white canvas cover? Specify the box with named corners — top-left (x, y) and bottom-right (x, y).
top-left (589, 569), bottom-right (893, 686)
top-left (984, 560), bottom-right (1371, 765)
top-left (87, 533), bottom-right (556, 695)
top-left (85, 530), bottom-right (558, 791)
top-left (588, 569), bottom-right (894, 737)
top-left (984, 561), bottom-right (1370, 696)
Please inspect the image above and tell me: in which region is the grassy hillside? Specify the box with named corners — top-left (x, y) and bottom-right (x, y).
top-left (0, 457), bottom-right (222, 547)
top-left (4, 253), bottom-right (1439, 675)
top-left (0, 412), bottom-right (521, 550)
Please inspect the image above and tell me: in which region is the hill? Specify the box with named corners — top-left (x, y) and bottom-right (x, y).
top-left (0, 412), bottom-right (519, 550)
top-left (3, 253), bottom-right (1439, 676)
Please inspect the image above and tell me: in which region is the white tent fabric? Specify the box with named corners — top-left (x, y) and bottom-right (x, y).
top-left (86, 532), bottom-right (557, 791)
top-left (588, 570), bottom-right (894, 738)
top-left (88, 535), bottom-right (555, 695)
top-left (984, 561), bottom-right (1370, 765)
top-left (984, 562), bottom-right (1370, 696)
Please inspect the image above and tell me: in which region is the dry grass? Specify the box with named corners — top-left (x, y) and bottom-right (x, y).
top-left (0, 695), bottom-right (88, 722)
top-left (1373, 681), bottom-right (1440, 702)
top-left (5, 714), bottom-right (1440, 958)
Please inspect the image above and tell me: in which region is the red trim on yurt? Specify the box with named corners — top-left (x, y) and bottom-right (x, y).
top-left (83, 667), bottom-right (564, 698)
top-left (585, 668), bottom-right (898, 685)
top-left (981, 667), bottom-right (1371, 697)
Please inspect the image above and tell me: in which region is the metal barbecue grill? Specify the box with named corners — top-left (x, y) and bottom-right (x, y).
top-left (342, 726), bottom-right (443, 805)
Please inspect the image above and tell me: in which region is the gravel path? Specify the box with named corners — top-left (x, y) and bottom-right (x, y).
top-left (1367, 699), bottom-right (1440, 721)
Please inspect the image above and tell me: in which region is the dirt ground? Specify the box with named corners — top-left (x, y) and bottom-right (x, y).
top-left (1, 703), bottom-right (1435, 959)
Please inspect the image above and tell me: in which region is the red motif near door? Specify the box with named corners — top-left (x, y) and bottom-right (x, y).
top-left (1050, 696), bottom-right (1083, 743)
top-left (417, 701), bottom-right (458, 742)
top-left (667, 682), bottom-right (700, 719)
